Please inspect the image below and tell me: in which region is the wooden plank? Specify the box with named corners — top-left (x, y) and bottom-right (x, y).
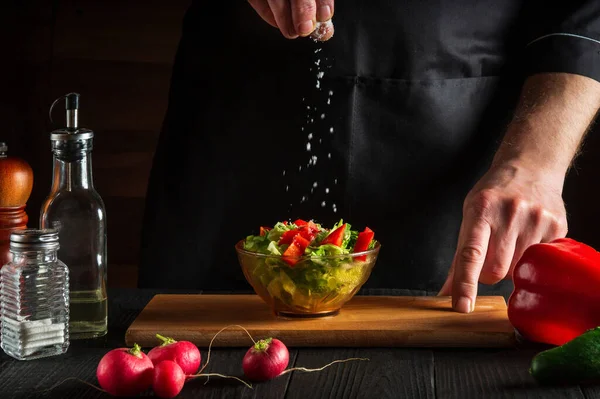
top-left (285, 348), bottom-right (434, 399)
top-left (49, 58), bottom-right (172, 132)
top-left (102, 196), bottom-right (145, 266)
top-left (94, 151), bottom-right (153, 198)
top-left (107, 264), bottom-right (139, 289)
top-left (54, 0), bottom-right (190, 64)
top-left (434, 348), bottom-right (586, 399)
top-left (125, 295), bottom-right (516, 348)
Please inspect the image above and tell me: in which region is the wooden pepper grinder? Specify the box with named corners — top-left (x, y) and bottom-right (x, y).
top-left (0, 142), bottom-right (34, 267)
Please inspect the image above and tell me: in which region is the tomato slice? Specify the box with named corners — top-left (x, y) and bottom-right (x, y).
top-left (320, 224), bottom-right (346, 247)
top-left (282, 234), bottom-right (311, 266)
top-left (353, 227), bottom-right (375, 261)
top-left (294, 219), bottom-right (308, 226)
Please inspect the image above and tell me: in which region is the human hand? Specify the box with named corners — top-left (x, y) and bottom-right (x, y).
top-left (437, 161), bottom-right (568, 313)
top-left (248, 0), bottom-right (334, 40)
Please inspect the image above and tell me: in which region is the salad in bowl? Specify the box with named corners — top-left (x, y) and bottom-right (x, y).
top-left (235, 219), bottom-right (380, 317)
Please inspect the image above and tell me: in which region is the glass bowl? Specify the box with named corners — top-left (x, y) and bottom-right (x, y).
top-left (235, 240), bottom-right (381, 318)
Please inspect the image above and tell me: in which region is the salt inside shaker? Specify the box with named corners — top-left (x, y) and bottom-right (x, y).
top-left (1, 229), bottom-right (70, 360)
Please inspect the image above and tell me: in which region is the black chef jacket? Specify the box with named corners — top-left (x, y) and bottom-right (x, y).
top-left (138, 1), bottom-right (600, 295)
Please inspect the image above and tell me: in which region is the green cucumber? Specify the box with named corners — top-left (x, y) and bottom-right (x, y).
top-left (530, 327), bottom-right (600, 385)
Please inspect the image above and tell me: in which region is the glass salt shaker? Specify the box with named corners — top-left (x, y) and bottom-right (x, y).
top-left (1, 229), bottom-right (70, 360)
top-left (40, 93), bottom-right (108, 339)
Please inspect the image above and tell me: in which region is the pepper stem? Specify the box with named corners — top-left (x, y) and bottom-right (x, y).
top-left (156, 333), bottom-right (177, 346)
top-left (253, 338), bottom-right (273, 352)
top-left (128, 343), bottom-right (143, 358)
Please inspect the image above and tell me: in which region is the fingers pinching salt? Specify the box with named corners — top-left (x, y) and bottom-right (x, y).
top-left (310, 20), bottom-right (334, 42)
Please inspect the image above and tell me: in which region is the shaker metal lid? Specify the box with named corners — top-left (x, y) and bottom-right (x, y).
top-left (50, 128), bottom-right (94, 141)
top-left (10, 229), bottom-right (60, 251)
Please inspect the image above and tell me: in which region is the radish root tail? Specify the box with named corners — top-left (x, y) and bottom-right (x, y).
top-left (36, 377), bottom-right (106, 393)
top-left (198, 324), bottom-right (257, 374)
top-left (187, 373), bottom-right (253, 389)
top-left (281, 357), bottom-right (370, 375)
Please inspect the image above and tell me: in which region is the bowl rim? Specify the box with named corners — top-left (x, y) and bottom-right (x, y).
top-left (235, 239), bottom-right (381, 260)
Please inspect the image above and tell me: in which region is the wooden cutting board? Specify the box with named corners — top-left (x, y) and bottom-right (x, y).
top-left (125, 295), bottom-right (515, 348)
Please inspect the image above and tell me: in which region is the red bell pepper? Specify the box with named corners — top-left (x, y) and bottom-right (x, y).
top-left (279, 221), bottom-right (319, 245)
top-left (282, 234), bottom-right (310, 266)
top-left (507, 238), bottom-right (600, 346)
top-left (279, 229), bottom-right (299, 245)
top-left (353, 227), bottom-right (375, 261)
top-left (321, 224), bottom-right (346, 247)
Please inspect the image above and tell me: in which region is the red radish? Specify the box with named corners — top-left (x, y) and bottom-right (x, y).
top-left (148, 334), bottom-right (201, 375)
top-left (152, 360), bottom-right (186, 399)
top-left (242, 338), bottom-right (289, 382)
top-left (96, 343), bottom-right (154, 397)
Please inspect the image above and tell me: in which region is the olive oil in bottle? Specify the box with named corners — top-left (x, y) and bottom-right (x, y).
top-left (40, 93), bottom-right (108, 339)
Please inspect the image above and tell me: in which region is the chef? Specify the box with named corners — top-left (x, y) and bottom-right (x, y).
top-left (139, 1), bottom-right (600, 313)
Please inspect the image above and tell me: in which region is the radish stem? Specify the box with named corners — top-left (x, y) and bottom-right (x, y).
top-left (280, 357), bottom-right (369, 375)
top-left (156, 333), bottom-right (177, 346)
top-left (128, 343), bottom-right (143, 358)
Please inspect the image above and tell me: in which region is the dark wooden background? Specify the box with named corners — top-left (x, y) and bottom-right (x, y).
top-left (3, 0), bottom-right (600, 289)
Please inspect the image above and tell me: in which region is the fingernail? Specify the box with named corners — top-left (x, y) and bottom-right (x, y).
top-left (455, 297), bottom-right (472, 313)
top-left (317, 5), bottom-right (332, 21)
top-left (297, 20), bottom-right (314, 36)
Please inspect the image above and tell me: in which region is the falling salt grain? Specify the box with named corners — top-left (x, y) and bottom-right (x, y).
top-left (330, 127), bottom-right (334, 134)
top-left (328, 153), bottom-right (331, 159)
top-left (308, 133), bottom-right (313, 140)
top-left (321, 201), bottom-right (327, 207)
top-left (327, 98), bottom-right (331, 105)
top-left (317, 71), bottom-right (325, 79)
top-left (319, 138), bottom-right (322, 143)
top-left (286, 185), bottom-right (289, 192)
top-left (282, 170), bottom-right (286, 176)
top-left (313, 182), bottom-right (318, 188)
top-left (334, 178), bottom-right (338, 184)
top-left (315, 59), bottom-right (321, 66)
top-left (325, 188), bottom-right (330, 194)
top-left (316, 80), bottom-right (321, 89)
top-left (321, 114), bottom-right (325, 119)
top-left (329, 90), bottom-right (334, 96)
top-left (299, 165), bottom-right (302, 171)
top-left (306, 143), bottom-right (311, 151)
top-left (307, 106), bottom-right (311, 110)
top-left (315, 48), bottom-right (322, 53)
top-left (312, 155), bottom-right (318, 165)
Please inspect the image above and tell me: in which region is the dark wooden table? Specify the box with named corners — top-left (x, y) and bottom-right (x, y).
top-left (0, 288), bottom-right (598, 399)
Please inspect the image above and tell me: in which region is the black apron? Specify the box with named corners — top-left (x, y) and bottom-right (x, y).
top-left (138, 0), bottom-right (545, 296)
